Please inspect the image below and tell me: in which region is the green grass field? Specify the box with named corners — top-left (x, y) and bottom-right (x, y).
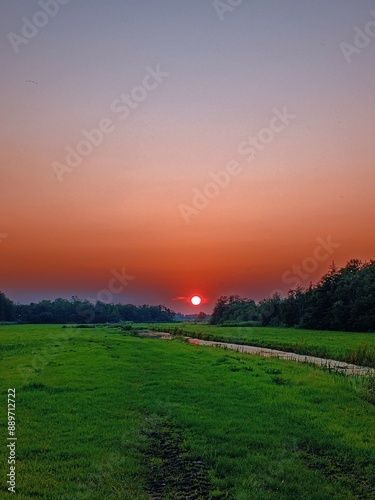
top-left (153, 324), bottom-right (375, 368)
top-left (1, 325), bottom-right (375, 499)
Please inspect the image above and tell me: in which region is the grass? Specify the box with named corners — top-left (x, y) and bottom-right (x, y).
top-left (0, 324), bottom-right (374, 498)
top-left (152, 324), bottom-right (375, 368)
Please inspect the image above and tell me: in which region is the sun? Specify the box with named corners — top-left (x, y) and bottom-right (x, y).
top-left (191, 295), bottom-right (202, 306)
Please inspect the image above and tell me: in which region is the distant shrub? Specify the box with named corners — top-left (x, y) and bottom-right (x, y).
top-left (219, 321), bottom-right (261, 327)
top-left (344, 344), bottom-right (375, 368)
top-left (121, 325), bottom-right (132, 331)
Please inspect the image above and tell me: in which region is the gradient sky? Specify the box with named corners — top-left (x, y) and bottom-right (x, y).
top-left (1, 0), bottom-right (375, 312)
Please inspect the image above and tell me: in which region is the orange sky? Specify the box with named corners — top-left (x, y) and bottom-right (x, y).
top-left (1, 1), bottom-right (375, 312)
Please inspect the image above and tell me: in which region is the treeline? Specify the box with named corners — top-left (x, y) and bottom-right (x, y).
top-left (0, 295), bottom-right (175, 324)
top-left (210, 260), bottom-right (375, 332)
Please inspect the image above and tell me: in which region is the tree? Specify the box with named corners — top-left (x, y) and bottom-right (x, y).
top-left (196, 311), bottom-right (207, 322)
top-left (0, 292), bottom-right (14, 321)
top-left (210, 296), bottom-right (229, 325)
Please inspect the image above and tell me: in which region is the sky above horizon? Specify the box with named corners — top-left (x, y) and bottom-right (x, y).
top-left (1, 0), bottom-right (375, 313)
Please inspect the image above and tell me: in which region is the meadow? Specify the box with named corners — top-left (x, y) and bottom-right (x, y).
top-left (153, 324), bottom-right (375, 368)
top-left (0, 324), bottom-right (374, 499)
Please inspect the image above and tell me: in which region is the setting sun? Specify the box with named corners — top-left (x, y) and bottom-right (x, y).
top-left (191, 295), bottom-right (202, 306)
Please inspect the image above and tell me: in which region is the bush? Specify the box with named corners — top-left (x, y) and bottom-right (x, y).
top-left (344, 344), bottom-right (375, 368)
top-left (122, 325), bottom-right (133, 331)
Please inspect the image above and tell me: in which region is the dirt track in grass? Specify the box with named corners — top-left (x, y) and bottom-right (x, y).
top-left (137, 331), bottom-right (375, 376)
top-left (186, 338), bottom-right (375, 376)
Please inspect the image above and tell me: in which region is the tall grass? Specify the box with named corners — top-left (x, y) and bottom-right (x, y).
top-left (153, 324), bottom-right (375, 368)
